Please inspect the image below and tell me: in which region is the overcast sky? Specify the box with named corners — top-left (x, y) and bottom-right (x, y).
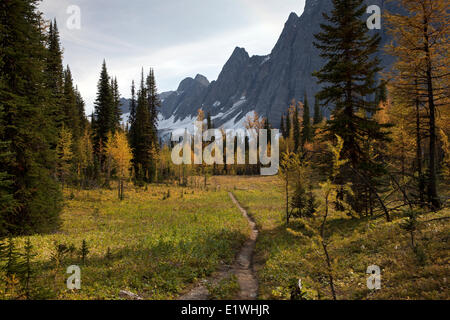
top-left (39, 0), bottom-right (306, 114)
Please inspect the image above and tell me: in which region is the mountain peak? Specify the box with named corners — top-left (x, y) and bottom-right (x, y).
top-left (177, 77), bottom-right (194, 92)
top-left (271, 12), bottom-right (300, 55)
top-left (195, 74), bottom-right (210, 86)
top-left (231, 47), bottom-right (249, 59)
top-left (287, 12), bottom-right (299, 22)
top-left (285, 11), bottom-right (299, 29)
top-left (158, 0), bottom-right (396, 131)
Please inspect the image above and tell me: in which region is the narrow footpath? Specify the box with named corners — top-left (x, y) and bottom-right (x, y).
top-left (178, 192), bottom-right (259, 300)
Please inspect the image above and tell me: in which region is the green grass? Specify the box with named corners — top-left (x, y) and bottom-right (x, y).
top-left (207, 275), bottom-right (240, 300)
top-left (3, 176), bottom-right (448, 300)
top-left (228, 177), bottom-right (450, 300)
top-left (5, 184), bottom-right (250, 300)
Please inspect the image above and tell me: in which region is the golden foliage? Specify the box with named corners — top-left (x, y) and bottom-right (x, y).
top-left (105, 131), bottom-right (132, 180)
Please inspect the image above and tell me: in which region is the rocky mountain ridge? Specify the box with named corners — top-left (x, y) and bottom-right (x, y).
top-left (122, 0), bottom-right (398, 133)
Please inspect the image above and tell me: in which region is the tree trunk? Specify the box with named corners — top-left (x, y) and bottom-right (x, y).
top-left (285, 174), bottom-right (289, 225)
top-left (415, 77), bottom-right (425, 206)
top-left (423, 17), bottom-right (440, 211)
top-left (351, 167), bottom-right (391, 222)
top-left (321, 195), bottom-right (337, 300)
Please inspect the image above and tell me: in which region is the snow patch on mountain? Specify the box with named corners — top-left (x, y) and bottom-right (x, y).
top-left (157, 114), bottom-right (196, 131)
top-left (260, 55), bottom-right (271, 65)
top-left (122, 113), bottom-right (130, 125)
top-left (222, 110), bottom-right (256, 130)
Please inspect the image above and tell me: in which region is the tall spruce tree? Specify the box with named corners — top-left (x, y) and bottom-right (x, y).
top-left (75, 86), bottom-right (87, 134)
top-left (313, 95), bottom-right (323, 125)
top-left (93, 60), bottom-right (115, 165)
top-left (301, 94), bottom-right (312, 145)
top-left (293, 104), bottom-right (301, 153)
top-left (45, 19), bottom-right (64, 128)
top-left (145, 69), bottom-right (160, 181)
top-left (285, 112), bottom-right (291, 140)
top-left (264, 117), bottom-right (272, 145)
top-left (133, 70), bottom-right (154, 183)
top-left (129, 80), bottom-right (137, 129)
top-left (63, 66), bottom-right (81, 139)
top-left (0, 0), bottom-right (63, 234)
top-left (128, 80), bottom-right (137, 156)
top-left (111, 77), bottom-right (122, 130)
top-left (313, 0), bottom-right (391, 217)
top-left (146, 68), bottom-right (160, 151)
top-left (280, 114), bottom-right (286, 138)
top-left (207, 112), bottom-right (213, 130)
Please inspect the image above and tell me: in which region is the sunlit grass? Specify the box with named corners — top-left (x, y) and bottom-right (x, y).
top-left (215, 176), bottom-right (450, 300)
top-left (12, 183), bottom-right (250, 300)
top-left (7, 176), bottom-right (449, 300)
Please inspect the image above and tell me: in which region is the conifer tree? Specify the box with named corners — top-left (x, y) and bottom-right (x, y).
top-left (313, 0), bottom-right (391, 215)
top-left (56, 125), bottom-right (74, 189)
top-left (128, 80), bottom-right (138, 171)
top-left (3, 236), bottom-right (21, 279)
top-left (293, 104), bottom-right (301, 153)
top-left (313, 0), bottom-right (388, 165)
top-left (146, 68), bottom-right (160, 153)
top-left (145, 69), bottom-right (161, 181)
top-left (46, 20), bottom-right (64, 91)
top-left (285, 112), bottom-right (291, 140)
top-left (20, 238), bottom-right (36, 299)
top-left (207, 112), bottom-right (213, 130)
top-left (111, 77), bottom-right (122, 130)
top-left (301, 94), bottom-right (312, 146)
top-left (45, 19), bottom-right (64, 127)
top-left (80, 240), bottom-right (89, 264)
top-left (129, 80), bottom-right (137, 130)
top-left (264, 117), bottom-right (272, 145)
top-left (386, 0), bottom-right (448, 210)
top-left (133, 70), bottom-right (154, 183)
top-left (280, 114), bottom-right (286, 138)
top-left (63, 66), bottom-right (81, 139)
top-left (93, 60), bottom-right (115, 166)
top-left (313, 95), bottom-right (322, 125)
top-left (375, 80), bottom-right (387, 106)
top-left (0, 0), bottom-right (62, 234)
top-left (75, 87), bottom-right (87, 133)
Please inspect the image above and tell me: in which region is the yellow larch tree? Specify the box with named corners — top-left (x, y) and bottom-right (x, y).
top-left (106, 131), bottom-right (132, 200)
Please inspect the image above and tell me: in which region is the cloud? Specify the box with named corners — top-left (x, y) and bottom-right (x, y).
top-left (38, 0), bottom-right (305, 114)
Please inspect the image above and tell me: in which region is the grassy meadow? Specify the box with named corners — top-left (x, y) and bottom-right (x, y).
top-left (8, 183), bottom-right (250, 300)
top-left (226, 176), bottom-right (449, 300)
top-left (3, 175), bottom-right (448, 300)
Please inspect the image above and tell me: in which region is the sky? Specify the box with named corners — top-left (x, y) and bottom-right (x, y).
top-left (39, 0), bottom-right (306, 114)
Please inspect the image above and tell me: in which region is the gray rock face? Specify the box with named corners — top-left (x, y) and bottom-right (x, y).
top-left (159, 74), bottom-right (209, 120)
top-left (156, 0), bottom-right (399, 129)
top-left (119, 97), bottom-right (130, 114)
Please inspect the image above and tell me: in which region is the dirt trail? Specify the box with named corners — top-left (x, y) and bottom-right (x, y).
top-left (178, 192), bottom-right (258, 300)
